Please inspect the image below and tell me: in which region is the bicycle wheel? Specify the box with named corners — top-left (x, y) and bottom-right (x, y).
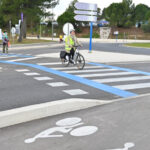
top-left (76, 54), bottom-right (85, 70)
top-left (61, 55), bottom-right (69, 67)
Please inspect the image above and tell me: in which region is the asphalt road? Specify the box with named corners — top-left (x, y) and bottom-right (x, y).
top-left (1, 42), bottom-right (150, 149)
top-left (0, 42), bottom-right (150, 111)
top-left (0, 94), bottom-right (150, 150)
top-left (83, 42), bottom-right (150, 55)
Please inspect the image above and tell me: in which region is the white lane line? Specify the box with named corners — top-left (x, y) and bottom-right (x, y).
top-left (93, 76), bottom-right (150, 83)
top-left (47, 82), bottom-right (68, 87)
top-left (37, 62), bottom-right (62, 65)
top-left (65, 68), bottom-right (117, 73)
top-left (8, 57), bottom-right (40, 62)
top-left (16, 69), bottom-right (30, 72)
top-left (51, 66), bottom-right (104, 70)
top-left (24, 72), bottom-right (40, 76)
top-left (63, 89), bottom-right (88, 96)
top-left (0, 56), bottom-right (16, 59)
top-left (114, 83), bottom-right (150, 90)
top-left (34, 77), bottom-right (53, 81)
top-left (78, 72), bottom-right (137, 78)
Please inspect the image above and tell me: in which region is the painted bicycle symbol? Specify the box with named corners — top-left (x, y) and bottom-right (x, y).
top-left (106, 143), bottom-right (135, 150)
top-left (24, 117), bottom-right (98, 144)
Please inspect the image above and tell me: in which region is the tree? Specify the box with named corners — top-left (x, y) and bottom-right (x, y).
top-left (0, 0), bottom-right (59, 42)
top-left (102, 0), bottom-right (135, 28)
top-left (142, 20), bottom-right (150, 32)
top-left (57, 0), bottom-right (78, 28)
top-left (134, 4), bottom-right (150, 23)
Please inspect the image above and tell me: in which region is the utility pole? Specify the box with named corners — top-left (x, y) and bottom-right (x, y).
top-left (9, 20), bottom-right (11, 41)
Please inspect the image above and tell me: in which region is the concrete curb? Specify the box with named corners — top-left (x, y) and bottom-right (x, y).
top-left (0, 99), bottom-right (111, 128)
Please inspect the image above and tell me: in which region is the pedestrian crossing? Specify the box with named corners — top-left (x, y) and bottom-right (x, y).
top-left (1, 53), bottom-right (150, 97)
top-left (37, 62), bottom-right (150, 96)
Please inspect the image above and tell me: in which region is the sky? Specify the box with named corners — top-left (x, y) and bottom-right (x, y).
top-left (53, 0), bottom-right (150, 19)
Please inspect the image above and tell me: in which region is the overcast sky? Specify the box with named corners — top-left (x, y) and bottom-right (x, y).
top-left (53, 0), bottom-right (150, 19)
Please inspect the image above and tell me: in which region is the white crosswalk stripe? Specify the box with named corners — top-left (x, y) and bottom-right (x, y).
top-left (37, 62), bottom-right (62, 65)
top-left (93, 76), bottom-right (150, 83)
top-left (47, 82), bottom-right (68, 87)
top-left (114, 83), bottom-right (150, 90)
top-left (24, 72), bottom-right (40, 76)
top-left (0, 56), bottom-right (16, 59)
top-left (78, 72), bottom-right (137, 78)
top-left (51, 66), bottom-right (103, 70)
top-left (65, 68), bottom-right (117, 73)
top-left (16, 69), bottom-right (30, 72)
top-left (8, 57), bottom-right (40, 62)
top-left (63, 89), bottom-right (88, 96)
top-left (34, 77), bottom-right (53, 81)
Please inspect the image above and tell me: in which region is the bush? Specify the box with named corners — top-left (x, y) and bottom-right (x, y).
top-left (124, 21), bottom-right (133, 28)
top-left (142, 22), bottom-right (150, 33)
top-left (81, 32), bottom-right (100, 38)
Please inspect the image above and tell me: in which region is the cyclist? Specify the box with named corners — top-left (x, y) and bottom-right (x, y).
top-left (65, 29), bottom-right (81, 63)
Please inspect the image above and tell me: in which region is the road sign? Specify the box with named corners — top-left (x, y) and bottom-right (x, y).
top-left (114, 31), bottom-right (119, 35)
top-left (74, 2), bottom-right (98, 53)
top-left (63, 23), bottom-right (74, 35)
top-left (52, 22), bottom-right (58, 25)
top-left (15, 24), bottom-right (20, 35)
top-left (74, 15), bottom-right (97, 22)
top-left (74, 10), bottom-right (97, 16)
top-left (75, 2), bottom-right (97, 11)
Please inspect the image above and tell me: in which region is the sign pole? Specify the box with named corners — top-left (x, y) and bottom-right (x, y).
top-left (89, 22), bottom-right (93, 53)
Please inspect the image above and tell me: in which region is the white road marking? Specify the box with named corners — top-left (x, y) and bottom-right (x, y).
top-left (37, 62), bottom-right (62, 65)
top-left (0, 56), bottom-right (16, 59)
top-left (8, 57), bottom-right (40, 62)
top-left (63, 89), bottom-right (88, 95)
top-left (16, 69), bottom-right (30, 72)
top-left (51, 66), bottom-right (103, 70)
top-left (94, 76), bottom-right (150, 83)
top-left (24, 72), bottom-right (40, 76)
top-left (47, 82), bottom-right (68, 87)
top-left (65, 68), bottom-right (117, 73)
top-left (24, 117), bottom-right (98, 144)
top-left (78, 72), bottom-right (137, 78)
top-left (114, 82), bottom-right (150, 90)
top-left (34, 77), bottom-right (53, 81)
top-left (106, 142), bottom-right (135, 150)
top-left (70, 126), bottom-right (98, 137)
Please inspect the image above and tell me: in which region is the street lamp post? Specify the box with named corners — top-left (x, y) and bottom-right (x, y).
top-left (51, 6), bottom-right (54, 41)
top-left (9, 20), bottom-right (11, 41)
top-left (40, 23), bottom-right (42, 38)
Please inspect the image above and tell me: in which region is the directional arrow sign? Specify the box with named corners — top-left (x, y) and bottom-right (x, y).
top-left (74, 10), bottom-right (97, 16)
top-left (75, 2), bottom-right (97, 11)
top-left (74, 15), bottom-right (97, 22)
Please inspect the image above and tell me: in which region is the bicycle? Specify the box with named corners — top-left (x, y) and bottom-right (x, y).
top-left (60, 46), bottom-right (85, 70)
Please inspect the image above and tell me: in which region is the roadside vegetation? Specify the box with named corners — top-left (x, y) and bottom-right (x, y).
top-left (1, 0), bottom-right (150, 41)
top-left (0, 38), bottom-right (52, 45)
top-left (126, 43), bottom-right (150, 48)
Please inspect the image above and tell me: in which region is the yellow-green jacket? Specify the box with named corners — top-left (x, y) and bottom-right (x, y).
top-left (65, 35), bottom-right (74, 53)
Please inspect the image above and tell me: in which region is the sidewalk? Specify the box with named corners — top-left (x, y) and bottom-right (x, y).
top-left (27, 36), bottom-right (150, 43)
